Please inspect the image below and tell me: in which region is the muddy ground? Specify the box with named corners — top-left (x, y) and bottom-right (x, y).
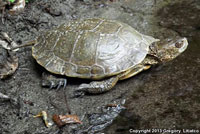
top-left (0, 0), bottom-right (200, 134)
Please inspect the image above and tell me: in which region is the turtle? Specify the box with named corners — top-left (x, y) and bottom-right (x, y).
top-left (12, 18), bottom-right (188, 96)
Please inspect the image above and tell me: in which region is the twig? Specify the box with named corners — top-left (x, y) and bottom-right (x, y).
top-left (63, 89), bottom-right (71, 114)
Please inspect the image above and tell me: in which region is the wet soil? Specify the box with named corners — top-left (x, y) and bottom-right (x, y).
top-left (0, 0), bottom-right (200, 134)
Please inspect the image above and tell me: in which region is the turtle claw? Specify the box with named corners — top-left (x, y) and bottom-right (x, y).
top-left (72, 83), bottom-right (89, 97)
top-left (56, 81), bottom-right (62, 90)
top-left (41, 72), bottom-right (67, 90)
top-left (56, 79), bottom-right (67, 90)
top-left (52, 79), bottom-right (67, 90)
top-left (63, 79), bottom-right (67, 89)
top-left (73, 90), bottom-right (86, 98)
top-left (49, 81), bottom-right (55, 89)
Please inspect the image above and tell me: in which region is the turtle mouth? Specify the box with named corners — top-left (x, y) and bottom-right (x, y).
top-left (178, 37), bottom-right (188, 53)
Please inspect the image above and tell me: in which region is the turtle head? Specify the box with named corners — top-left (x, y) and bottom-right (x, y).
top-left (150, 37), bottom-right (188, 62)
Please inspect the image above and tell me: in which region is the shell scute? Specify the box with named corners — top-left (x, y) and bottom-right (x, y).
top-left (76, 66), bottom-right (91, 75)
top-left (71, 31), bottom-right (99, 66)
top-left (64, 63), bottom-right (77, 76)
top-left (91, 65), bottom-right (105, 75)
top-left (94, 20), bottom-right (121, 34)
top-left (54, 31), bottom-right (77, 61)
top-left (45, 56), bottom-right (65, 75)
top-left (57, 18), bottom-right (101, 32)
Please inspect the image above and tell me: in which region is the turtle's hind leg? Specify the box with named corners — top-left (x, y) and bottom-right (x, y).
top-left (41, 72), bottom-right (67, 90)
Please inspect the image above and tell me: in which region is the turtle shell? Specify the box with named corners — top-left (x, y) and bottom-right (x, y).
top-left (32, 18), bottom-right (158, 79)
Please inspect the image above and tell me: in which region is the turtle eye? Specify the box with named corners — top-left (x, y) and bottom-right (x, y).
top-left (175, 41), bottom-right (183, 48)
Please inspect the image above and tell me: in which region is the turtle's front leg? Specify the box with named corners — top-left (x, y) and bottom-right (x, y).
top-left (74, 76), bottom-right (119, 97)
top-left (41, 72), bottom-right (67, 90)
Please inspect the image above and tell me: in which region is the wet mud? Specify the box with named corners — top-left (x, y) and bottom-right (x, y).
top-left (0, 0), bottom-right (199, 134)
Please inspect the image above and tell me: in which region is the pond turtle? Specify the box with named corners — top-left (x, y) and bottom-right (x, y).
top-left (13, 18), bottom-right (188, 96)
